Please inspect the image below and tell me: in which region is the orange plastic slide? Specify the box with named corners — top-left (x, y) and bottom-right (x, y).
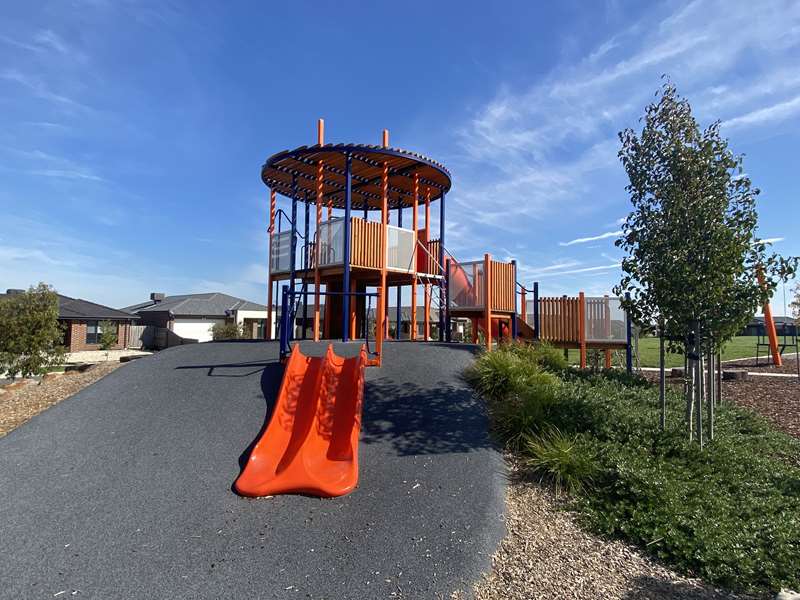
top-left (234, 343), bottom-right (367, 498)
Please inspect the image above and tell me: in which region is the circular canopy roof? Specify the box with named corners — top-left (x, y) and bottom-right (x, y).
top-left (261, 144), bottom-right (451, 210)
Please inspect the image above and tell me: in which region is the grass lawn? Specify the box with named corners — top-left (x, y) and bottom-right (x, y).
top-left (467, 343), bottom-right (800, 596)
top-left (562, 336), bottom-right (790, 368)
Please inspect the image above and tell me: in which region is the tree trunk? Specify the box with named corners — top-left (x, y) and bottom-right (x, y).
top-left (695, 350), bottom-right (704, 449)
top-left (659, 334), bottom-right (666, 431)
top-left (706, 346), bottom-right (714, 441)
top-left (685, 344), bottom-right (694, 442)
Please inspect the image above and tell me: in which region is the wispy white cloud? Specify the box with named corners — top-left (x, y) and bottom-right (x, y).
top-left (559, 230), bottom-right (622, 247)
top-left (725, 95), bottom-right (800, 130)
top-left (447, 0), bottom-right (800, 292)
top-left (534, 262), bottom-right (623, 278)
top-left (758, 237), bottom-right (785, 244)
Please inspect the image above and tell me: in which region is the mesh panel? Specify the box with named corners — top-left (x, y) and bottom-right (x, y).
top-left (387, 225), bottom-right (415, 272)
top-left (585, 296), bottom-right (627, 342)
top-left (318, 218), bottom-right (345, 266)
top-left (270, 230), bottom-right (292, 273)
top-left (449, 260), bottom-right (485, 309)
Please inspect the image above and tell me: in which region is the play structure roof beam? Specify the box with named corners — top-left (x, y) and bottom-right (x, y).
top-left (262, 143), bottom-right (451, 210)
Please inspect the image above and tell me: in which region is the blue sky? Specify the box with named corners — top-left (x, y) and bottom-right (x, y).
top-left (1, 1), bottom-right (799, 313)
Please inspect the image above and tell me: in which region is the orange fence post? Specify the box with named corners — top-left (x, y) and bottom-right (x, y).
top-left (579, 292), bottom-right (587, 369)
top-left (484, 253), bottom-right (493, 351)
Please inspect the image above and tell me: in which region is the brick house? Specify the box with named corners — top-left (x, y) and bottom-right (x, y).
top-left (1, 289), bottom-right (138, 352)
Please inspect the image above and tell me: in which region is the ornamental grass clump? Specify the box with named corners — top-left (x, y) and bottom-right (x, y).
top-left (522, 427), bottom-right (598, 496)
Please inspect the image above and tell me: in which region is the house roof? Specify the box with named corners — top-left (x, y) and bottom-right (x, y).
top-left (123, 293), bottom-right (266, 318)
top-left (0, 291), bottom-right (136, 321)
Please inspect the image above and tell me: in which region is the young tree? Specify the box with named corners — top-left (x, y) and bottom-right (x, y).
top-left (614, 81), bottom-right (797, 443)
top-left (0, 283), bottom-right (66, 379)
top-left (99, 321), bottom-right (118, 351)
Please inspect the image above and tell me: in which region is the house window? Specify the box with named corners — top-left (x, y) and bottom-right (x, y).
top-left (86, 321), bottom-right (102, 345)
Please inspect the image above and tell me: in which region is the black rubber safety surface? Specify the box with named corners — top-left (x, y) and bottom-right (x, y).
top-left (0, 341), bottom-right (505, 599)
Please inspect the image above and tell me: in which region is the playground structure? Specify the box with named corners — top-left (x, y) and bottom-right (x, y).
top-left (249, 121), bottom-right (633, 498)
top-left (264, 119), bottom-right (632, 369)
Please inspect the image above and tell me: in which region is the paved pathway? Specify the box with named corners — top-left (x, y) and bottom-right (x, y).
top-left (0, 341), bottom-right (504, 599)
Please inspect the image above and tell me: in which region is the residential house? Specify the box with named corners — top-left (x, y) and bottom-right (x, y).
top-left (124, 292), bottom-right (269, 343)
top-left (1, 289), bottom-right (138, 352)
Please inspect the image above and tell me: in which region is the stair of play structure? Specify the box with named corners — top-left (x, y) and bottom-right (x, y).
top-left (234, 344), bottom-right (367, 498)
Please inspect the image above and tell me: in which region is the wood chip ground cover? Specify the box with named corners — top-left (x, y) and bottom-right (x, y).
top-left (0, 362), bottom-right (121, 437)
top-left (470, 462), bottom-right (753, 600)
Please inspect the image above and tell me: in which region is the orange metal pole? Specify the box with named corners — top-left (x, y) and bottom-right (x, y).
top-left (411, 174), bottom-right (419, 341)
top-left (382, 129), bottom-right (389, 148)
top-left (376, 162), bottom-right (388, 361)
top-left (423, 192), bottom-right (431, 340)
top-left (317, 118), bottom-right (324, 146)
top-left (756, 269), bottom-right (782, 366)
top-left (266, 188), bottom-right (276, 340)
top-left (520, 288), bottom-right (526, 324)
top-left (484, 253), bottom-right (493, 351)
top-left (313, 162), bottom-right (323, 341)
top-left (579, 292), bottom-right (587, 369)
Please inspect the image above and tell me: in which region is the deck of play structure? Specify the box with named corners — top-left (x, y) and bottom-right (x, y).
top-left (235, 120), bottom-right (635, 499)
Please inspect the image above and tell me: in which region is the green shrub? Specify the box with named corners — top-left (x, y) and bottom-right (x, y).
top-left (465, 347), bottom-right (539, 402)
top-left (530, 341), bottom-right (568, 372)
top-left (522, 427), bottom-right (597, 495)
top-left (466, 350), bottom-right (800, 594)
top-left (211, 321), bottom-right (243, 340)
top-left (502, 340), bottom-right (567, 372)
top-left (492, 370), bottom-right (561, 447)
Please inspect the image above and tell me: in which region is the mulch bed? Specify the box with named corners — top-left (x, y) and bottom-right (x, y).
top-left (0, 362), bottom-right (121, 438)
top-left (722, 356), bottom-right (800, 376)
top-left (644, 370), bottom-right (800, 440)
top-left (468, 461), bottom-right (748, 600)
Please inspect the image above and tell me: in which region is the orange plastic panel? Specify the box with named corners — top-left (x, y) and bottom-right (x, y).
top-left (234, 343), bottom-right (367, 498)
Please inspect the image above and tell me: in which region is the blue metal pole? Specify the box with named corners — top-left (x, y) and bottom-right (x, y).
top-left (279, 285), bottom-right (289, 357)
top-left (302, 192), bottom-right (310, 340)
top-left (342, 154), bottom-right (352, 342)
top-left (438, 192), bottom-right (446, 342)
top-left (396, 203), bottom-right (402, 340)
top-left (289, 176), bottom-right (298, 304)
top-left (533, 281), bottom-right (540, 340)
top-left (625, 291), bottom-right (633, 373)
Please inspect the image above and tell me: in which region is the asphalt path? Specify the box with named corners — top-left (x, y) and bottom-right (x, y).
top-left (0, 340), bottom-right (505, 599)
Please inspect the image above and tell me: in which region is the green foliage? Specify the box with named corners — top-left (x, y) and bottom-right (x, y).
top-left (466, 343), bottom-right (800, 594)
top-left (465, 347), bottom-right (537, 403)
top-left (491, 370), bottom-right (561, 448)
top-left (522, 428), bottom-right (598, 496)
top-left (211, 321), bottom-right (243, 340)
top-left (98, 320), bottom-right (118, 351)
top-left (615, 80), bottom-right (798, 354)
top-left (0, 283), bottom-right (65, 379)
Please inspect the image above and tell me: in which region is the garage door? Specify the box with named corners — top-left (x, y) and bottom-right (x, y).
top-left (172, 319), bottom-right (224, 342)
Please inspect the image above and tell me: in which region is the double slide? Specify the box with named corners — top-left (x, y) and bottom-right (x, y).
top-left (235, 344), bottom-right (367, 498)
